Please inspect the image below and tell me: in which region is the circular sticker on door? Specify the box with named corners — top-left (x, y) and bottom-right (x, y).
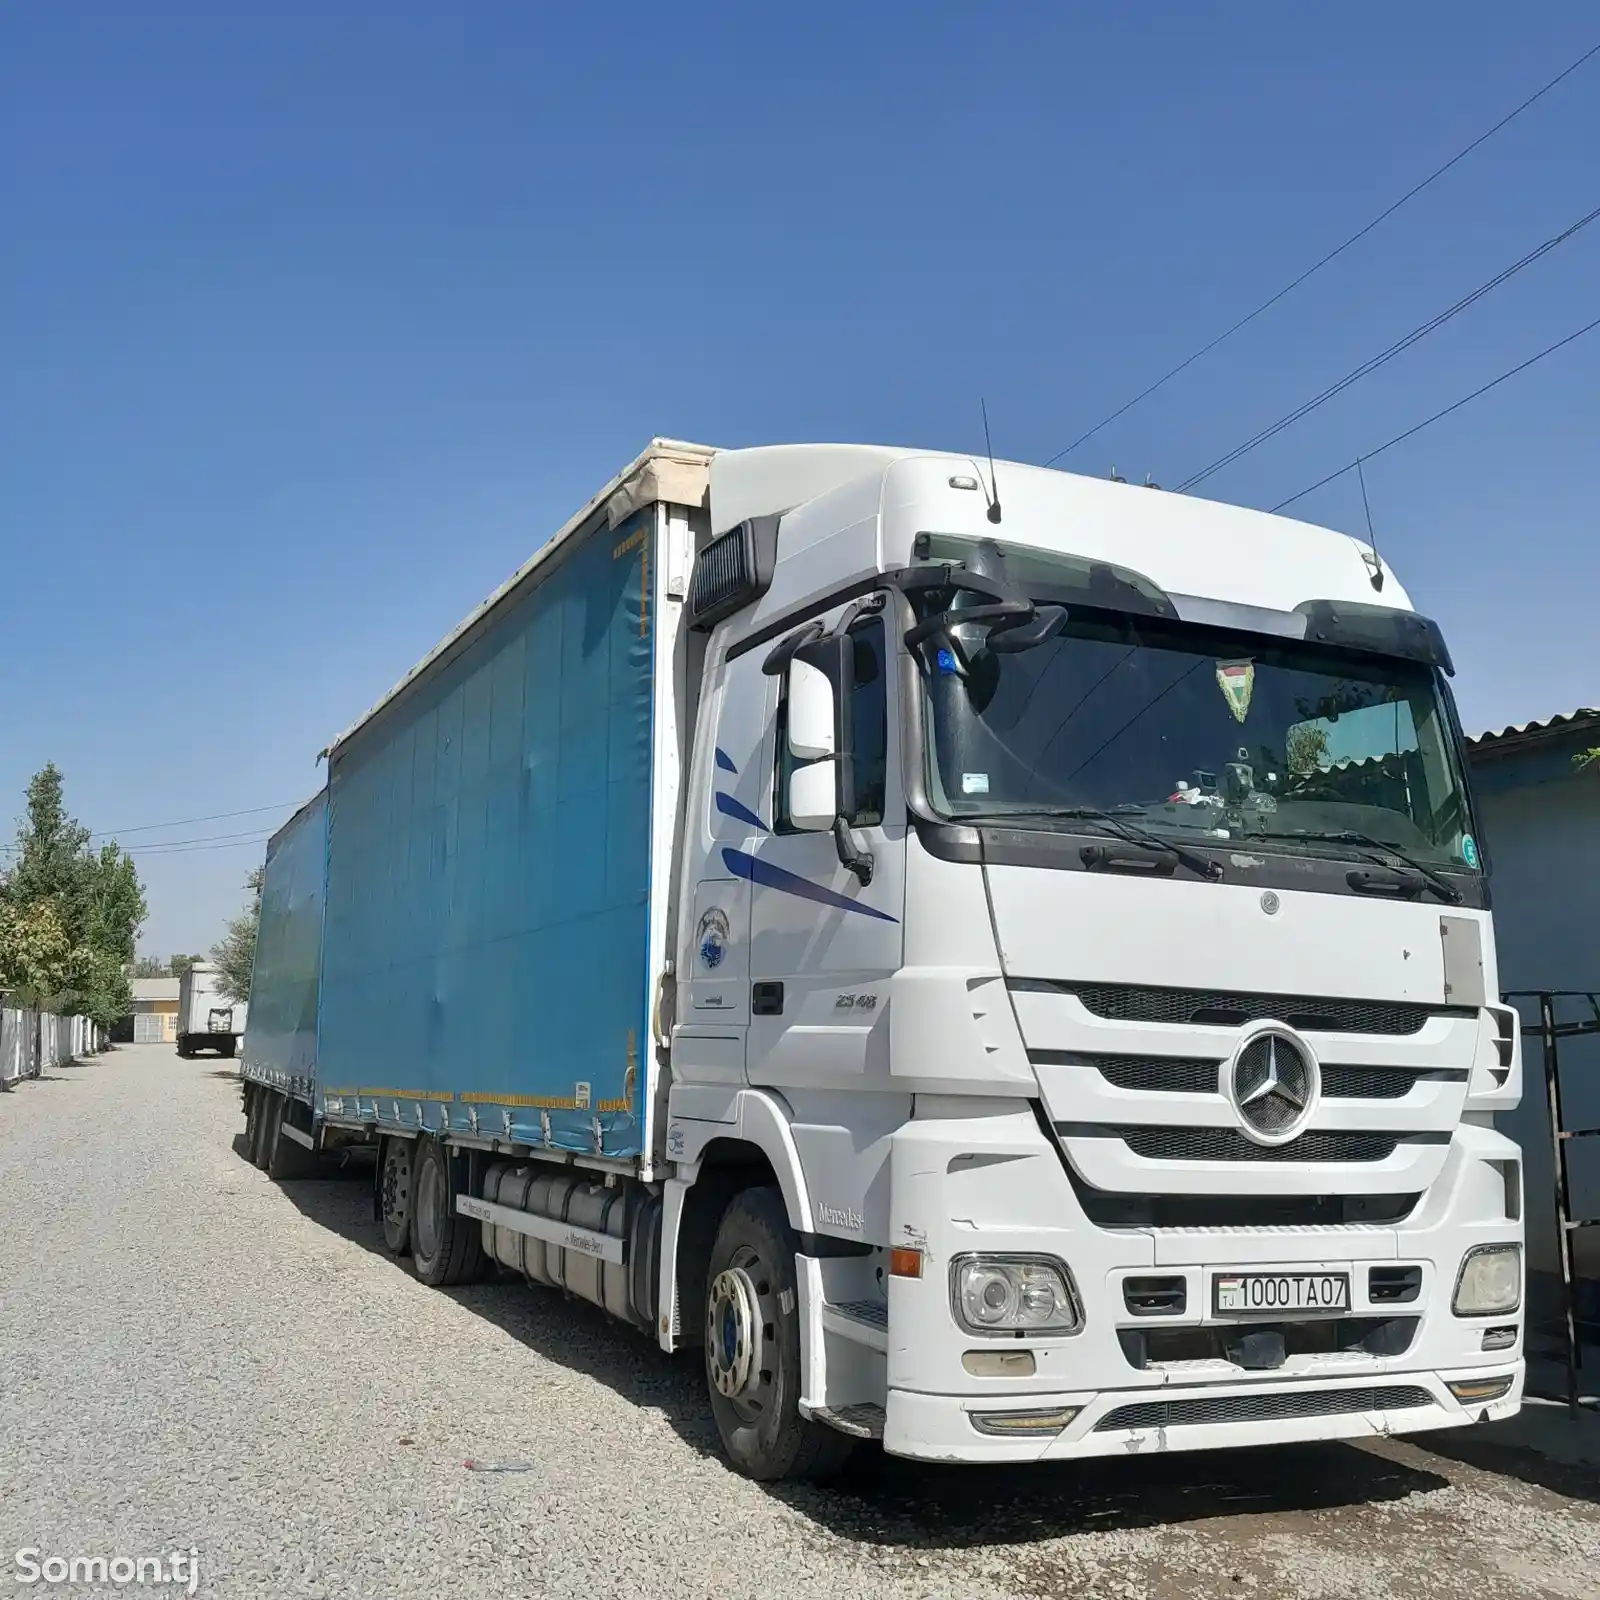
top-left (1461, 835), bottom-right (1479, 869)
top-left (697, 906), bottom-right (730, 970)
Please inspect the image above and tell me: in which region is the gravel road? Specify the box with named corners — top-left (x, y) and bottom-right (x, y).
top-left (1, 1043), bottom-right (1595, 1598)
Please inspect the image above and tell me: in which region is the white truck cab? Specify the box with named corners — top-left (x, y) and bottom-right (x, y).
top-left (663, 444), bottom-right (1522, 1471)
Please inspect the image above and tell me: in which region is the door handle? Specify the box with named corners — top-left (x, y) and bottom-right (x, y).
top-left (751, 982), bottom-right (785, 1016)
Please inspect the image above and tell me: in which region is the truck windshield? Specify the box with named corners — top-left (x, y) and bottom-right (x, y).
top-left (919, 605), bottom-right (1478, 868)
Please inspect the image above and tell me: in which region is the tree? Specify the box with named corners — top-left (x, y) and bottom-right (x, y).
top-left (131, 955), bottom-right (169, 979)
top-left (1575, 749), bottom-right (1599, 773)
top-left (0, 765), bottom-right (147, 1028)
top-left (212, 866), bottom-right (264, 1005)
top-left (168, 954), bottom-right (202, 977)
top-left (1286, 723), bottom-right (1331, 778)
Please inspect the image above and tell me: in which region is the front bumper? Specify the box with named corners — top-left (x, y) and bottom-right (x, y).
top-left (876, 1102), bottom-right (1524, 1463)
top-left (886, 1363), bottom-right (1523, 1462)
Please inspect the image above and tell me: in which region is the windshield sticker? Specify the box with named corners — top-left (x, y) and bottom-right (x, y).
top-left (962, 772), bottom-right (990, 795)
top-left (1461, 834), bottom-right (1480, 869)
top-left (1215, 659), bottom-right (1255, 724)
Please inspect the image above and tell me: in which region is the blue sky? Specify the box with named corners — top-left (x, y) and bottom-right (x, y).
top-left (2, 2), bottom-right (1595, 955)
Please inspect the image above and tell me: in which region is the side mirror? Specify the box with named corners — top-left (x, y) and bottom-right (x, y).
top-left (786, 658), bottom-right (835, 760)
top-left (787, 761), bottom-right (836, 832)
top-left (785, 657), bottom-right (837, 832)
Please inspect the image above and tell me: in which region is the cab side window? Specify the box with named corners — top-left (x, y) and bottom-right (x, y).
top-left (775, 617), bottom-right (888, 833)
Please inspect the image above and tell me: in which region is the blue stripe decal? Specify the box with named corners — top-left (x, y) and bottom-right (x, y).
top-left (715, 792), bottom-right (768, 832)
top-left (715, 748), bottom-right (737, 773)
top-left (721, 847), bottom-right (899, 923)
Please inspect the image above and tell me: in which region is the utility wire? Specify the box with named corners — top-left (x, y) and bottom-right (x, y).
top-left (1175, 200), bottom-right (1600, 492)
top-left (86, 801), bottom-right (302, 839)
top-left (1271, 312), bottom-right (1600, 510)
top-left (1041, 39), bottom-right (1600, 468)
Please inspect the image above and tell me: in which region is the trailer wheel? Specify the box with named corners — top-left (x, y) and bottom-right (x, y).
top-left (410, 1139), bottom-right (485, 1286)
top-left (379, 1138), bottom-right (413, 1255)
top-left (243, 1086), bottom-right (260, 1159)
top-left (704, 1186), bottom-right (853, 1482)
top-left (253, 1091), bottom-right (280, 1171)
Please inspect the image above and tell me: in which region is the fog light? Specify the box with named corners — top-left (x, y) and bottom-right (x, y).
top-left (962, 1349), bottom-right (1036, 1378)
top-left (950, 1254), bottom-right (1082, 1337)
top-left (1447, 1375), bottom-right (1515, 1404)
top-left (1482, 1325), bottom-right (1519, 1352)
top-left (1452, 1244), bottom-right (1521, 1315)
top-left (969, 1406), bottom-right (1080, 1437)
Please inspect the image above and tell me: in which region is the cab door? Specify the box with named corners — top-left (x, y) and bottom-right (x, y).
top-left (739, 605), bottom-right (905, 1089)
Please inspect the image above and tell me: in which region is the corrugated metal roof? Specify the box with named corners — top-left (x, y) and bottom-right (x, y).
top-left (1468, 707), bottom-right (1600, 747)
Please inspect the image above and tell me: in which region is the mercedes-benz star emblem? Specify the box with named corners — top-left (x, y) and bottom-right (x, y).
top-left (1229, 1027), bottom-right (1317, 1143)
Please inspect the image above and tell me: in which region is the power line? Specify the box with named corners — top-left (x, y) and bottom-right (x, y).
top-left (1271, 312), bottom-right (1600, 510)
top-left (1175, 200), bottom-right (1600, 492)
top-left (86, 801), bottom-right (302, 839)
top-left (1041, 39), bottom-right (1600, 468)
top-left (0, 829), bottom-right (276, 858)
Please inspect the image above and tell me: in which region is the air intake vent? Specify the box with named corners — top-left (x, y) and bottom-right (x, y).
top-left (1024, 981), bottom-right (1458, 1036)
top-left (688, 516), bottom-right (781, 630)
top-left (1094, 1384), bottom-right (1433, 1432)
top-left (1110, 1127), bottom-right (1404, 1163)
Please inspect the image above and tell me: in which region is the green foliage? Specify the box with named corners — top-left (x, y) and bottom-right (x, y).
top-left (130, 955), bottom-right (168, 979)
top-left (167, 953), bottom-right (202, 977)
top-left (1574, 748), bottom-right (1600, 772)
top-left (1286, 723), bottom-right (1331, 778)
top-left (211, 866), bottom-right (264, 1006)
top-left (0, 764), bottom-right (147, 1027)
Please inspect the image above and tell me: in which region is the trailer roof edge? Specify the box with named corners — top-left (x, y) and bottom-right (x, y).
top-left (320, 438), bottom-right (716, 761)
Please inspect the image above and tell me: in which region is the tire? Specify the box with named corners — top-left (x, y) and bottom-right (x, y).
top-left (243, 1086), bottom-right (260, 1159)
top-left (253, 1090), bottom-right (280, 1170)
top-left (267, 1103), bottom-right (317, 1181)
top-left (221, 1038), bottom-right (237, 1059)
top-left (410, 1139), bottom-right (485, 1286)
top-left (379, 1138), bottom-right (414, 1255)
top-left (704, 1186), bottom-right (854, 1482)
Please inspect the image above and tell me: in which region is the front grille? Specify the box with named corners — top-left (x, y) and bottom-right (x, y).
top-left (1080, 1055), bottom-right (1449, 1101)
top-left (1027, 981), bottom-right (1453, 1036)
top-left (1070, 1178), bottom-right (1420, 1229)
top-left (1112, 1127), bottom-right (1402, 1163)
top-left (1089, 1056), bottom-right (1220, 1094)
top-left (1093, 1384), bottom-right (1434, 1432)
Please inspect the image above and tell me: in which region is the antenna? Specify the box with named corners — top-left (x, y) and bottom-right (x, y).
top-left (980, 399), bottom-right (1003, 524)
top-left (1355, 457), bottom-right (1384, 591)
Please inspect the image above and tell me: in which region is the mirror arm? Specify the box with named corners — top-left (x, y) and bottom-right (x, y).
top-left (832, 817), bottom-right (874, 885)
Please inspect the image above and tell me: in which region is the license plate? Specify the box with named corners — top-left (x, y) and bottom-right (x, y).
top-left (1214, 1272), bottom-right (1349, 1314)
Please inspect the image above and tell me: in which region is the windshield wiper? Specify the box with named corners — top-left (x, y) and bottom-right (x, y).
top-left (1252, 828), bottom-right (1463, 904)
top-left (967, 806), bottom-right (1223, 881)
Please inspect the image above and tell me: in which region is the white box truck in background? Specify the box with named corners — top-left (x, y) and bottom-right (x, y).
top-left (240, 440), bottom-right (1524, 1480)
top-left (178, 961), bottom-right (246, 1058)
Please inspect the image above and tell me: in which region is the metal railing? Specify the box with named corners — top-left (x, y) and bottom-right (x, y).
top-left (0, 1007), bottom-right (104, 1089)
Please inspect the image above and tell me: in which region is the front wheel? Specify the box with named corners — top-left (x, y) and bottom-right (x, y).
top-left (704, 1187), bottom-right (854, 1482)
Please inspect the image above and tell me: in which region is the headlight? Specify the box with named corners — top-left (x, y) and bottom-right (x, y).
top-left (950, 1254), bottom-right (1082, 1336)
top-left (1453, 1244), bottom-right (1521, 1315)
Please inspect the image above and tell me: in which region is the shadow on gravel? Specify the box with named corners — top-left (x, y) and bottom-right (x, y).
top-left (276, 1169), bottom-right (1452, 1546)
top-left (775, 1438), bottom-right (1448, 1549)
top-left (1407, 1426), bottom-right (1600, 1507)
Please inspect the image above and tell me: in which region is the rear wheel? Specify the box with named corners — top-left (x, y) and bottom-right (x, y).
top-left (252, 1091), bottom-right (279, 1170)
top-left (410, 1139), bottom-right (485, 1285)
top-left (704, 1186), bottom-right (853, 1482)
top-left (379, 1138), bottom-right (413, 1254)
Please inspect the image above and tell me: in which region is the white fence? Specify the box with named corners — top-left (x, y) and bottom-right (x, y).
top-left (0, 1008), bottom-right (103, 1088)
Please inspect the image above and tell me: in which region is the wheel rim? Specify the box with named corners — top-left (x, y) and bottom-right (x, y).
top-left (382, 1144), bottom-right (411, 1234)
top-left (706, 1245), bottom-right (777, 1422)
top-left (413, 1151), bottom-right (441, 1261)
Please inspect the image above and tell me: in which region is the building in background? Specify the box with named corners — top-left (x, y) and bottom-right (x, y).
top-left (123, 977), bottom-right (180, 1044)
top-left (1466, 707), bottom-right (1600, 1328)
